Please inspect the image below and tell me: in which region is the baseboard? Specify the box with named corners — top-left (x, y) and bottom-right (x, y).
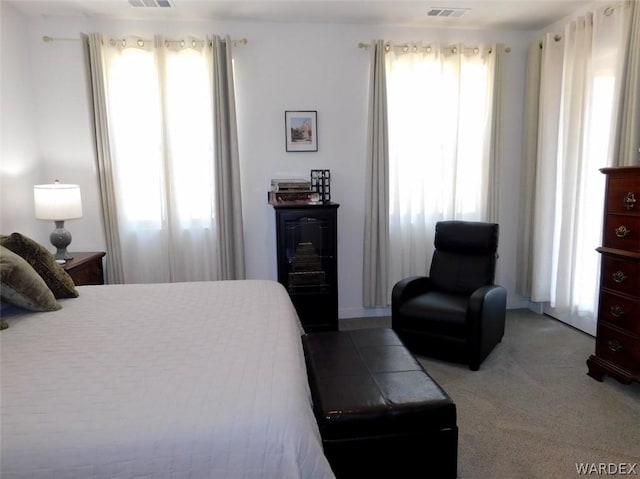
top-left (507, 295), bottom-right (530, 310)
top-left (339, 306), bottom-right (391, 319)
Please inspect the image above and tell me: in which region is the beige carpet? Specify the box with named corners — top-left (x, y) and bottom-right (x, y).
top-left (340, 310), bottom-right (640, 478)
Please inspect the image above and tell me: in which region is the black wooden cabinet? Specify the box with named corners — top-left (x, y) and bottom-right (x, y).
top-left (274, 203), bottom-right (339, 332)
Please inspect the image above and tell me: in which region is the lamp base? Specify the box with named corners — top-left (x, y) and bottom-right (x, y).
top-left (50, 220), bottom-right (74, 260)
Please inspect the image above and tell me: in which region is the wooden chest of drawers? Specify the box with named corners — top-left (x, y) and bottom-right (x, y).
top-left (587, 166), bottom-right (640, 384)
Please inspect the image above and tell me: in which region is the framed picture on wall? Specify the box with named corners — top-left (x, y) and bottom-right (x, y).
top-left (285, 110), bottom-right (318, 152)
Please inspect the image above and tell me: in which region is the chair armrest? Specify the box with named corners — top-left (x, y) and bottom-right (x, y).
top-left (391, 276), bottom-right (432, 317)
top-left (468, 285), bottom-right (507, 325)
top-left (467, 285), bottom-right (507, 367)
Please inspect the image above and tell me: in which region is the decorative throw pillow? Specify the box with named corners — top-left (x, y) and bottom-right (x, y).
top-left (0, 232), bottom-right (79, 298)
top-left (0, 246), bottom-right (61, 312)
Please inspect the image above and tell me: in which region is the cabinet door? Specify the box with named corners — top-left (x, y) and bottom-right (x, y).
top-left (275, 206), bottom-right (338, 331)
top-left (278, 211), bottom-right (336, 293)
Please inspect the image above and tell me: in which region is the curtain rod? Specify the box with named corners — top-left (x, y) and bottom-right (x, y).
top-left (537, 1), bottom-right (622, 49)
top-left (358, 41), bottom-right (511, 53)
top-left (43, 36), bottom-right (78, 42)
top-left (539, 34), bottom-right (563, 49)
top-left (43, 35), bottom-right (248, 47)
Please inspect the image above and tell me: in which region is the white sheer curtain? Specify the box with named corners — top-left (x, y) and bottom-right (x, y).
top-left (385, 43), bottom-right (501, 290)
top-left (525, 3), bottom-right (631, 334)
top-left (530, 33), bottom-right (566, 304)
top-left (94, 35), bottom-right (243, 283)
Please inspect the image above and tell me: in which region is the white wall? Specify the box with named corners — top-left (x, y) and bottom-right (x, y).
top-left (1, 10), bottom-right (539, 317)
top-left (0, 2), bottom-right (46, 240)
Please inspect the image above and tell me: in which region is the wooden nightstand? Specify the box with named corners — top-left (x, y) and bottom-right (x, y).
top-left (62, 252), bottom-right (106, 286)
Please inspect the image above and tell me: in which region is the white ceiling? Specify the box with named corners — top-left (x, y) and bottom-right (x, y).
top-left (6, 0), bottom-right (594, 31)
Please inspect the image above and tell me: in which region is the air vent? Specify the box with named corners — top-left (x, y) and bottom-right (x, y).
top-left (129, 0), bottom-right (172, 7)
top-left (427, 7), bottom-right (468, 18)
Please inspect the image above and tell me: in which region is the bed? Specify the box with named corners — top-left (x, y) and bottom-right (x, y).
top-left (0, 279), bottom-right (335, 479)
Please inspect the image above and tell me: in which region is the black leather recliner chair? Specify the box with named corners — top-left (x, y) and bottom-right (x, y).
top-left (391, 221), bottom-right (507, 371)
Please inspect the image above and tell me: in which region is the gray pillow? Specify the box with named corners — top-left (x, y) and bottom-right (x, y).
top-left (0, 232), bottom-right (78, 298)
top-left (0, 245), bottom-right (61, 312)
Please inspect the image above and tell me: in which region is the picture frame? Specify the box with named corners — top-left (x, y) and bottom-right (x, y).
top-left (285, 110), bottom-right (318, 152)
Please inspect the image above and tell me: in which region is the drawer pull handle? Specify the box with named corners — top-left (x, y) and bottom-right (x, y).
top-left (608, 339), bottom-right (623, 353)
top-left (623, 192), bottom-right (636, 210)
top-left (614, 225), bottom-right (631, 238)
top-left (612, 271), bottom-right (628, 283)
top-left (609, 305), bottom-right (625, 318)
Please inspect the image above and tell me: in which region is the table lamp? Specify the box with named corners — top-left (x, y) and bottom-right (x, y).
top-left (34, 181), bottom-right (83, 260)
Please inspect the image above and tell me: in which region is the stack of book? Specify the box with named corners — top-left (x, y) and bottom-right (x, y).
top-left (268, 178), bottom-right (319, 205)
top-left (288, 242), bottom-right (325, 288)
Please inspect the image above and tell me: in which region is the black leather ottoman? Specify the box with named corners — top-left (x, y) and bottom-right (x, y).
top-left (302, 328), bottom-right (458, 479)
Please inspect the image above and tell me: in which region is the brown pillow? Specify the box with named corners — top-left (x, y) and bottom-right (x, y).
top-left (0, 246), bottom-right (61, 312)
top-left (0, 233), bottom-right (79, 298)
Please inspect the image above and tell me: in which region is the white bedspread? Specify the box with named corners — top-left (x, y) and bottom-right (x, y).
top-left (1, 280), bottom-right (334, 479)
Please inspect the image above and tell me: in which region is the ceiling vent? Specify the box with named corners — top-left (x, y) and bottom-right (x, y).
top-left (129, 0), bottom-right (172, 7)
top-left (427, 7), bottom-right (469, 18)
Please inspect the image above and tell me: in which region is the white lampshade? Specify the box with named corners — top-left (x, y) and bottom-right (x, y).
top-left (34, 182), bottom-right (83, 221)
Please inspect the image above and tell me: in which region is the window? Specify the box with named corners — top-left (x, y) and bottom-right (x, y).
top-left (526, 5), bottom-right (630, 334)
top-left (105, 40), bottom-right (215, 229)
top-left (385, 44), bottom-right (496, 284)
top-left (102, 37), bottom-right (219, 282)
